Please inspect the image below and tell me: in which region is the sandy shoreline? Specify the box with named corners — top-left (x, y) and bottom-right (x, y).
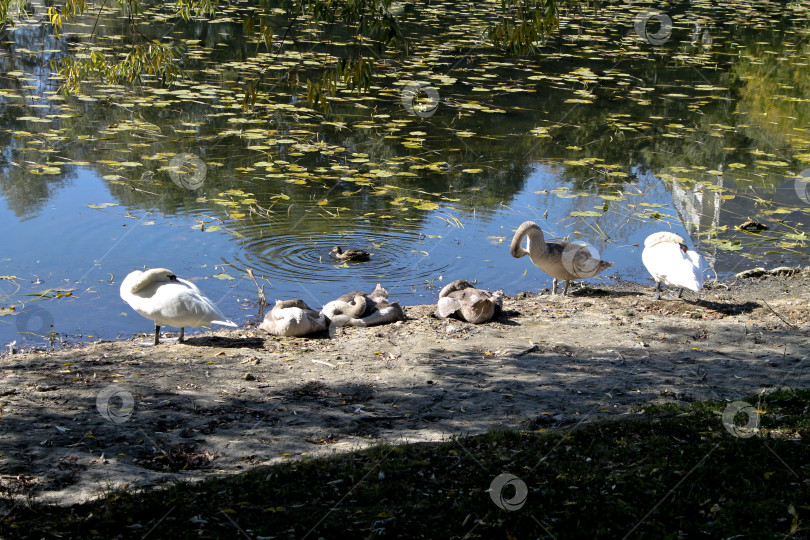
top-left (1, 271), bottom-right (808, 506)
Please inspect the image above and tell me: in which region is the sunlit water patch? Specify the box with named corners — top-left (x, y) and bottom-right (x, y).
top-left (228, 222), bottom-right (450, 300)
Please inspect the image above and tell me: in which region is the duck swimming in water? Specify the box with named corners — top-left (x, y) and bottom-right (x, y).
top-left (329, 246), bottom-right (371, 262)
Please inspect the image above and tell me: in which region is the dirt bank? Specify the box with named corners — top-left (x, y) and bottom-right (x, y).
top-left (1, 271), bottom-right (808, 506)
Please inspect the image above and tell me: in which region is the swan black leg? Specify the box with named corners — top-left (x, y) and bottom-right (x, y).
top-left (654, 282), bottom-right (662, 300)
top-left (179, 327), bottom-right (185, 343)
top-left (677, 288), bottom-right (684, 298)
top-left (154, 325), bottom-right (160, 346)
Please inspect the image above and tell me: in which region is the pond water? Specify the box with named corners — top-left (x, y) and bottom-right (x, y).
top-left (1, 0), bottom-right (809, 345)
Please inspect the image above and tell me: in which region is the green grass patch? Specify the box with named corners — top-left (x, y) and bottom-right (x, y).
top-left (3, 389), bottom-right (809, 538)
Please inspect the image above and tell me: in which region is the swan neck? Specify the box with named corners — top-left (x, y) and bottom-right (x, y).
top-left (511, 221), bottom-right (546, 257)
top-left (523, 224), bottom-right (548, 257)
top-left (128, 268), bottom-right (173, 294)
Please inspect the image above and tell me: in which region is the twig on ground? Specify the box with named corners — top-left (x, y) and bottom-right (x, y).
top-left (762, 301), bottom-right (796, 329)
top-left (514, 344), bottom-right (540, 357)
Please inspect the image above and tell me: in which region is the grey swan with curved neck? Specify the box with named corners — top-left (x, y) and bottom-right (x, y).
top-left (509, 221), bottom-right (612, 295)
top-left (436, 280), bottom-right (503, 324)
top-left (321, 284), bottom-right (404, 328)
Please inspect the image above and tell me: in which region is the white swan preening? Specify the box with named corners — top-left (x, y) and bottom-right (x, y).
top-left (259, 299), bottom-right (327, 337)
top-left (120, 268), bottom-right (237, 345)
top-left (510, 221), bottom-right (613, 295)
top-left (436, 280), bottom-right (503, 324)
top-left (641, 232), bottom-right (707, 299)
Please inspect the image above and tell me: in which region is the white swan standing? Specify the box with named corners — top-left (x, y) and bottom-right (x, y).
top-left (641, 232), bottom-right (707, 299)
top-left (510, 221), bottom-right (613, 295)
top-left (120, 268), bottom-right (237, 345)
